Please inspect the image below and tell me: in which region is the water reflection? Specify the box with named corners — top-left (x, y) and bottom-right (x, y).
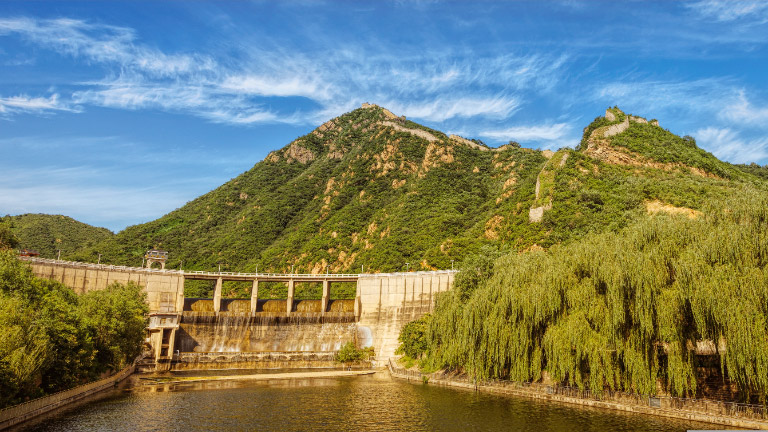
top-left (24, 372), bottom-right (721, 432)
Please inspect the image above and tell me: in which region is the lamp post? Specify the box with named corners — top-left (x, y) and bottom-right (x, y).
top-left (405, 262), bottom-right (410, 272)
top-left (97, 253), bottom-right (101, 264)
top-left (326, 265), bottom-right (330, 275)
top-left (451, 260), bottom-right (454, 270)
top-left (291, 264), bottom-right (295, 275)
top-left (57, 249), bottom-right (61, 261)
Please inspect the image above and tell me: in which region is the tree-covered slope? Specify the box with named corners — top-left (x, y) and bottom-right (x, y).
top-left (420, 186), bottom-right (768, 402)
top-left (2, 214), bottom-right (113, 258)
top-left (22, 105), bottom-right (768, 275)
top-left (89, 105), bottom-right (552, 272)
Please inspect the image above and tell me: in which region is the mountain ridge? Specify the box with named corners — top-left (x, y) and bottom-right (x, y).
top-left (8, 104), bottom-right (768, 275)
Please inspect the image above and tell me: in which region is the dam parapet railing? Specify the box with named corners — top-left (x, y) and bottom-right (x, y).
top-left (18, 256), bottom-right (184, 274)
top-left (0, 355), bottom-right (143, 431)
top-left (19, 256), bottom-right (457, 279)
top-left (388, 359), bottom-right (768, 429)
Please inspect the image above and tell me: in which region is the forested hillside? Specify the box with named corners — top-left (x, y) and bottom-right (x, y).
top-left (11, 105), bottom-right (767, 276)
top-left (2, 214), bottom-right (113, 258)
top-left (414, 189), bottom-right (768, 402)
top-left (390, 109), bottom-right (768, 402)
top-left (80, 105), bottom-right (551, 272)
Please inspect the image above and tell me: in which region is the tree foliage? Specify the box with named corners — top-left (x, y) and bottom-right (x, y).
top-left (3, 214), bottom-right (112, 259)
top-left (335, 341), bottom-right (374, 364)
top-left (423, 189), bottom-right (768, 402)
top-left (396, 314), bottom-right (432, 359)
top-left (0, 221), bottom-right (19, 250)
top-left (0, 251), bottom-right (148, 408)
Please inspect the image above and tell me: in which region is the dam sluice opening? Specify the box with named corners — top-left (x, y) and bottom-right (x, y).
top-left (178, 298), bottom-right (358, 353)
top-left (167, 276), bottom-right (362, 370)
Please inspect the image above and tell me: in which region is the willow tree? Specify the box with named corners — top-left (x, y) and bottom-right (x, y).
top-left (425, 187), bottom-right (768, 401)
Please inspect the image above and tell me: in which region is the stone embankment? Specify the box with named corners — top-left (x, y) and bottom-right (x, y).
top-left (0, 356), bottom-right (141, 431)
top-left (388, 360), bottom-right (768, 430)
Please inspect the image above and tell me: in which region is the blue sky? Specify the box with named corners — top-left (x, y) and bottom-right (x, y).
top-left (1, 1), bottom-right (768, 232)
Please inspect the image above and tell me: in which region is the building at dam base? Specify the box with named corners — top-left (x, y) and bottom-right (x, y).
top-left (20, 257), bottom-right (455, 367)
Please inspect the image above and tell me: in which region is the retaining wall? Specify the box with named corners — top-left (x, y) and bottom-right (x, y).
top-left (388, 361), bottom-right (768, 430)
top-left (0, 360), bottom-right (137, 431)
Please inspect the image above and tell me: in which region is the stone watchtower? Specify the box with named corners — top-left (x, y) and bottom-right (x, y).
top-left (145, 249), bottom-right (169, 269)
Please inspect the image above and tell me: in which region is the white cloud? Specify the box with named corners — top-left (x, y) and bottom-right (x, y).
top-left (694, 127), bottom-right (768, 164)
top-left (0, 17), bottom-right (214, 77)
top-left (718, 92), bottom-right (768, 126)
top-left (385, 96), bottom-right (521, 122)
top-left (0, 93), bottom-right (76, 115)
top-left (0, 16), bottom-right (571, 126)
top-left (686, 0), bottom-right (768, 23)
top-left (479, 122), bottom-right (573, 143)
top-left (220, 74), bottom-right (333, 100)
top-left (595, 78), bottom-right (736, 115)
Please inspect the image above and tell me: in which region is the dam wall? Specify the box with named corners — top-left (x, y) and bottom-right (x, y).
top-left (22, 258), bottom-right (185, 314)
top-left (357, 271), bottom-right (454, 362)
top-left (20, 258), bottom-right (455, 364)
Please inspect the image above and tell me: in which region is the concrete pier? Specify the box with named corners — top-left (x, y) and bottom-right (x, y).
top-left (250, 279), bottom-right (259, 314)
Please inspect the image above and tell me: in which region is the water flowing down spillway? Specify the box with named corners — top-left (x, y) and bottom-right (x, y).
top-left (176, 299), bottom-right (358, 354)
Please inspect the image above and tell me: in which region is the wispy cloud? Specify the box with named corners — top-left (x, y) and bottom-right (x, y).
top-left (686, 0), bottom-right (768, 23)
top-left (0, 16), bottom-right (568, 126)
top-left (718, 92), bottom-right (768, 127)
top-left (0, 17), bottom-right (215, 77)
top-left (0, 93), bottom-right (76, 115)
top-left (595, 78), bottom-right (738, 116)
top-left (385, 96), bottom-right (521, 123)
top-left (694, 127), bottom-right (768, 164)
top-left (479, 123), bottom-right (571, 142)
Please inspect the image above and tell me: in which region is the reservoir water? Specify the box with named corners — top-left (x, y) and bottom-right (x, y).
top-left (23, 371), bottom-right (719, 431)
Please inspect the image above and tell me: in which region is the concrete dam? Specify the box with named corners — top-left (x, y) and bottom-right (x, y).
top-left (20, 257), bottom-right (455, 368)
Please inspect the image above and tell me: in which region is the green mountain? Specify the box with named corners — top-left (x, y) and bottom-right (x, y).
top-left (88, 104), bottom-right (548, 272)
top-left (2, 214), bottom-right (113, 258)
top-left (416, 108), bottom-right (768, 401)
top-left (18, 105), bottom-right (768, 274)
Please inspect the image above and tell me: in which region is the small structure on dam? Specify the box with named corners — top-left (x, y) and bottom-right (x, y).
top-left (144, 249), bottom-right (168, 269)
top-left (19, 257), bottom-right (456, 369)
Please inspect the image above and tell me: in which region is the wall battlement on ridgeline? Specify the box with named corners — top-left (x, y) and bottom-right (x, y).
top-left (603, 108), bottom-right (660, 138)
